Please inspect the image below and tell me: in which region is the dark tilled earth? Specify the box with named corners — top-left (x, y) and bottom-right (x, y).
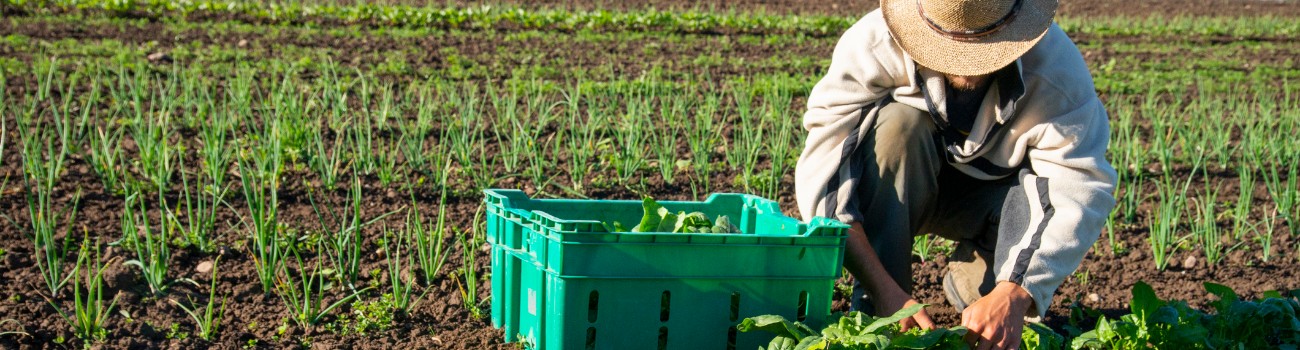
top-left (2, 0), bottom-right (1299, 349)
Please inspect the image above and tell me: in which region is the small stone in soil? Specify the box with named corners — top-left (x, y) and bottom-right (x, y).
top-left (146, 52), bottom-right (172, 63)
top-left (1087, 293), bottom-right (1100, 303)
top-left (196, 261), bottom-right (214, 274)
top-left (238, 39), bottom-right (249, 47)
top-left (1183, 255), bottom-right (1197, 269)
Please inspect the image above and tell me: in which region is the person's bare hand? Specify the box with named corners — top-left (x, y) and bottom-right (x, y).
top-left (961, 282), bottom-right (1033, 350)
top-left (874, 287), bottom-right (935, 332)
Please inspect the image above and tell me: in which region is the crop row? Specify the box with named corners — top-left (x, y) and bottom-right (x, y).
top-left (4, 0), bottom-right (1300, 38)
top-left (740, 282), bottom-right (1300, 349)
top-left (4, 50), bottom-right (1297, 266)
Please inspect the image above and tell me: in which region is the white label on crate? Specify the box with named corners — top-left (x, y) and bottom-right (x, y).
top-left (528, 289), bottom-right (537, 316)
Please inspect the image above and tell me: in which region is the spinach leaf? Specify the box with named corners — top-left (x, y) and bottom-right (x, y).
top-left (619, 196), bottom-right (739, 233)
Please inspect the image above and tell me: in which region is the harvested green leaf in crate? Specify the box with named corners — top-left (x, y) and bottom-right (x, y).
top-left (606, 197), bottom-right (740, 234)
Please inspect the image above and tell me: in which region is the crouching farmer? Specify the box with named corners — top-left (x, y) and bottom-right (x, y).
top-left (793, 0), bottom-right (1117, 349)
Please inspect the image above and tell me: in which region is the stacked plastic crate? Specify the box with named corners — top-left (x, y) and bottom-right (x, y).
top-left (485, 189), bottom-right (849, 350)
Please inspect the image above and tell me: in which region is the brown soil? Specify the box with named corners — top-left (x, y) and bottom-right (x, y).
top-left (1, 0), bottom-right (1298, 349)
top-left (342, 0), bottom-right (1300, 18)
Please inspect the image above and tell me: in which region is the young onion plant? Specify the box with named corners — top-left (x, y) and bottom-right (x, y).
top-left (170, 258), bottom-right (225, 341)
top-left (25, 187), bottom-right (80, 298)
top-left (652, 99), bottom-right (686, 186)
top-left (308, 120), bottom-right (347, 191)
top-left (1232, 166), bottom-right (1257, 240)
top-left (237, 129), bottom-right (285, 294)
top-left (120, 190), bottom-right (193, 295)
top-left (1148, 154), bottom-right (1203, 270)
top-left (199, 107), bottom-right (234, 196)
top-left (126, 70), bottom-right (177, 193)
top-left (522, 87), bottom-right (559, 193)
top-left (1261, 155), bottom-right (1298, 237)
top-left (612, 89), bottom-right (650, 185)
top-left (381, 226), bottom-right (426, 314)
top-left (410, 170), bottom-right (451, 285)
top-left (447, 86), bottom-right (494, 190)
top-left (489, 86), bottom-right (526, 174)
top-left (1148, 176), bottom-right (1186, 271)
top-left (19, 98), bottom-right (81, 297)
top-left (559, 84), bottom-right (599, 194)
top-left (167, 158), bottom-right (224, 253)
top-left (686, 93), bottom-right (722, 195)
top-left (1193, 184), bottom-right (1223, 267)
top-left (456, 215), bottom-right (485, 320)
top-left (47, 237), bottom-right (118, 344)
top-left (310, 177), bottom-right (396, 291)
top-left (87, 124), bottom-right (127, 195)
top-left (399, 84), bottom-right (437, 184)
top-left (275, 240), bottom-right (372, 328)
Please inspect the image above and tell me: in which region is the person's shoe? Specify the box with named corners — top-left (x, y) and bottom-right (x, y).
top-left (943, 242), bottom-right (996, 313)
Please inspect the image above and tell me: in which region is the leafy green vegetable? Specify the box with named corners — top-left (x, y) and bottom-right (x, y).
top-left (1072, 281), bottom-right (1300, 350)
top-left (607, 196), bottom-right (739, 233)
top-left (740, 304), bottom-right (1073, 350)
top-left (738, 305), bottom-right (971, 350)
top-left (634, 197), bottom-right (664, 232)
top-left (1021, 322), bottom-right (1064, 350)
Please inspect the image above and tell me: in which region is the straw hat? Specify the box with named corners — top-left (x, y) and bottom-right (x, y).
top-left (882, 0), bottom-right (1058, 76)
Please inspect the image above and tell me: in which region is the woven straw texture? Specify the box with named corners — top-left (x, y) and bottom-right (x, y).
top-left (882, 0), bottom-right (1058, 76)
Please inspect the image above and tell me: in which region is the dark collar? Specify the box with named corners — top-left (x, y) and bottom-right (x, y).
top-left (992, 60), bottom-right (1026, 123)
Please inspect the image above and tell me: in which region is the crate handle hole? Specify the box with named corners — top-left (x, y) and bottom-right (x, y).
top-left (797, 291), bottom-right (809, 322)
top-left (658, 326), bottom-right (668, 350)
top-left (586, 327), bottom-right (596, 350)
top-left (660, 291), bottom-right (671, 322)
top-left (729, 292), bottom-right (740, 322)
top-left (588, 290), bottom-right (600, 323)
top-left (727, 326), bottom-right (738, 350)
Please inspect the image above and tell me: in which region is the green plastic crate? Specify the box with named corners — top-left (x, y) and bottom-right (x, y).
top-left (484, 189), bottom-right (849, 350)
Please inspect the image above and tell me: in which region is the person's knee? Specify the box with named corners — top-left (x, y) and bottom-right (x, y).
top-left (872, 103), bottom-right (935, 166)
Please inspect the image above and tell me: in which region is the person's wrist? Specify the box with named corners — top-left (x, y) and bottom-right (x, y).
top-left (996, 281), bottom-right (1034, 313)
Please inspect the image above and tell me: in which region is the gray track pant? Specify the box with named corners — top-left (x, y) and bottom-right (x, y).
top-left (848, 101), bottom-right (1032, 313)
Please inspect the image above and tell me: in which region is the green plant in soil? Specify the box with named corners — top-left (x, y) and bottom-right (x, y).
top-left (1072, 282), bottom-right (1300, 349)
top-left (46, 237), bottom-right (119, 344)
top-left (1262, 156), bottom-right (1298, 237)
top-left (171, 258), bottom-right (226, 341)
top-left (198, 104), bottom-right (234, 197)
top-left (410, 181), bottom-right (451, 285)
top-left (87, 124), bottom-right (127, 196)
top-left (1193, 183), bottom-right (1223, 267)
top-left (381, 225), bottom-right (426, 314)
top-left (167, 157), bottom-right (225, 253)
top-left (308, 119), bottom-right (348, 191)
top-left (456, 209), bottom-right (487, 320)
top-left (308, 177), bottom-right (396, 291)
top-left (330, 294), bottom-right (397, 336)
top-left (739, 304), bottom-right (1065, 350)
top-left (119, 190), bottom-right (194, 295)
top-left (1147, 155), bottom-right (1202, 270)
top-left (1230, 166), bottom-right (1256, 241)
top-left (274, 240), bottom-right (373, 328)
top-left (17, 62), bottom-right (84, 299)
top-left (238, 145), bottom-right (284, 295)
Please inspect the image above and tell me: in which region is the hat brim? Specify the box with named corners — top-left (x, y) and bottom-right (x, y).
top-left (882, 0), bottom-right (1058, 76)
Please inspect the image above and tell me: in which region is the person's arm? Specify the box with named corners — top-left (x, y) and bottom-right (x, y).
top-left (964, 94), bottom-right (1117, 350)
top-left (795, 11), bottom-right (901, 224)
top-left (793, 12), bottom-right (925, 328)
top-left (844, 222), bottom-right (934, 330)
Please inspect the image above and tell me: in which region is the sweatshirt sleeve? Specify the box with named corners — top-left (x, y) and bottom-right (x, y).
top-left (795, 12), bottom-right (901, 222)
top-left (992, 95), bottom-right (1117, 318)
